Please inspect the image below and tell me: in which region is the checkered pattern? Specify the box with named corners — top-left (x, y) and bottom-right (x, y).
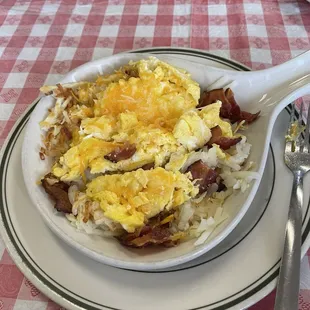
top-left (0, 0), bottom-right (310, 309)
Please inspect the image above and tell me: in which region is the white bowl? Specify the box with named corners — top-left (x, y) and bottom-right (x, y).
top-left (21, 52), bottom-right (310, 270)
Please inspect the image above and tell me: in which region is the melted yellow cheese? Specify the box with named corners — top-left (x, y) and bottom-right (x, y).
top-left (93, 57), bottom-right (200, 130)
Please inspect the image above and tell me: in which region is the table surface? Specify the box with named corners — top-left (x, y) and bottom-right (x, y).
top-left (1, 0), bottom-right (310, 309)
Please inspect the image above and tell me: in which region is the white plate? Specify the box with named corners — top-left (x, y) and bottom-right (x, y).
top-left (1, 47), bottom-right (310, 310)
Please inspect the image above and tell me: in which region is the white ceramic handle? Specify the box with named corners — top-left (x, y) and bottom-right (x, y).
top-left (265, 73), bottom-right (310, 117)
top-left (220, 50), bottom-right (310, 86)
top-left (255, 50), bottom-right (310, 85)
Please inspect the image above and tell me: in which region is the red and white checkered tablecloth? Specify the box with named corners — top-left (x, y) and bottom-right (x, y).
top-left (1, 0), bottom-right (310, 309)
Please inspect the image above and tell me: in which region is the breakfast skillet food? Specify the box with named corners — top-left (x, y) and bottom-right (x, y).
top-left (39, 57), bottom-right (260, 248)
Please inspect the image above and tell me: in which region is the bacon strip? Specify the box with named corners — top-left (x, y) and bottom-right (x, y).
top-left (240, 110), bottom-right (260, 124)
top-left (207, 125), bottom-right (242, 150)
top-left (207, 125), bottom-right (222, 145)
top-left (198, 88), bottom-right (260, 124)
top-left (186, 160), bottom-right (218, 194)
top-left (141, 162), bottom-right (155, 170)
top-left (121, 226), bottom-right (172, 248)
top-left (41, 174), bottom-right (72, 213)
top-left (118, 212), bottom-right (182, 248)
top-left (104, 143), bottom-right (136, 163)
top-left (119, 222), bottom-right (175, 248)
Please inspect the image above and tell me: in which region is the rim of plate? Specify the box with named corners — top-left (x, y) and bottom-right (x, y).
top-left (0, 47), bottom-right (309, 310)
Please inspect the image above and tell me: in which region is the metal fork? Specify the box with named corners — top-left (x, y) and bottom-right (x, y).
top-left (274, 102), bottom-right (310, 310)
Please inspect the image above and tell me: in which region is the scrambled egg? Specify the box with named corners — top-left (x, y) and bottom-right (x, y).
top-left (53, 101), bottom-right (233, 181)
top-left (80, 115), bottom-right (117, 140)
top-left (94, 57), bottom-right (200, 130)
top-left (172, 101), bottom-right (233, 154)
top-left (89, 123), bottom-right (180, 175)
top-left (53, 111), bottom-right (181, 181)
top-left (165, 150), bottom-right (189, 172)
top-left (52, 138), bottom-right (121, 181)
top-left (173, 110), bottom-right (211, 151)
top-left (86, 167), bottom-right (198, 232)
top-left (199, 101), bottom-right (233, 137)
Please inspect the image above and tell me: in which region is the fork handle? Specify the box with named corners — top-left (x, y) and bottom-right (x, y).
top-left (274, 171), bottom-right (303, 310)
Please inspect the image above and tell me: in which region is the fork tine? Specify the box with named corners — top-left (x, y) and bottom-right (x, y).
top-left (290, 103), bottom-right (297, 123)
top-left (299, 101), bottom-right (304, 151)
top-left (286, 105), bottom-right (297, 152)
top-left (303, 103), bottom-right (310, 153)
top-left (298, 100), bottom-right (304, 123)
